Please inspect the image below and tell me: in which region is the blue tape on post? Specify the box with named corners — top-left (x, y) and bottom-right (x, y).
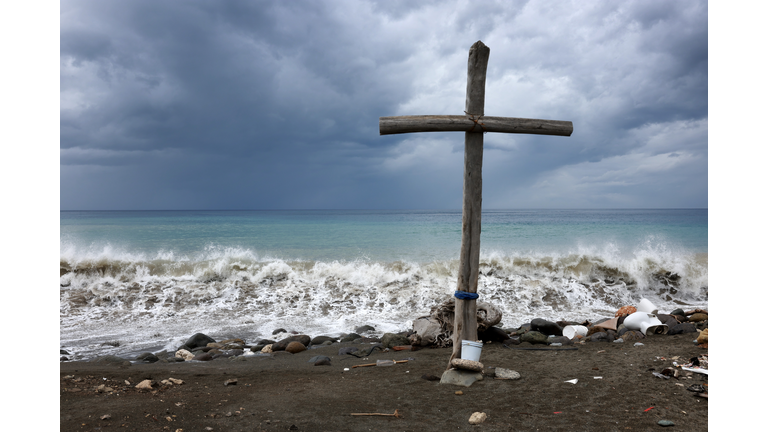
top-left (454, 291), bottom-right (479, 300)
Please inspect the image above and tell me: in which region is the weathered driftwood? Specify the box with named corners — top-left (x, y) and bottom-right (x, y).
top-left (379, 115), bottom-right (573, 136)
top-left (378, 40), bottom-right (572, 370)
top-left (448, 41), bottom-right (489, 370)
top-left (351, 360), bottom-right (408, 368)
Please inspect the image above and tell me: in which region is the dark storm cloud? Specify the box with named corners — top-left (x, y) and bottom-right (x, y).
top-left (60, 0), bottom-right (707, 210)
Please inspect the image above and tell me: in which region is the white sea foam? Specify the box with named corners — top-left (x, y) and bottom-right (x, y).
top-left (59, 241), bottom-right (708, 360)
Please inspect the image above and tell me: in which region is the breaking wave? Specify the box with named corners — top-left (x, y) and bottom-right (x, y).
top-left (60, 243), bottom-right (707, 360)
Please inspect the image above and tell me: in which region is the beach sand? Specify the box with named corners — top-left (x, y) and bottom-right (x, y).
top-left (61, 334), bottom-right (707, 431)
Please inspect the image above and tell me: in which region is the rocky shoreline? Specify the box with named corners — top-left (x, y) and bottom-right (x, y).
top-left (61, 300), bottom-right (709, 430)
top-left (61, 302), bottom-right (708, 368)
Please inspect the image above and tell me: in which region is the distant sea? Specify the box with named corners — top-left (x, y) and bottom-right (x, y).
top-left (60, 209), bottom-right (708, 360)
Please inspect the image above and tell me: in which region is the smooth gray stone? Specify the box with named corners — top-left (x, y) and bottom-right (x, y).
top-left (530, 318), bottom-right (563, 336)
top-left (658, 420), bottom-right (675, 427)
top-left (669, 323), bottom-right (697, 335)
top-left (381, 332), bottom-right (410, 348)
top-left (547, 336), bottom-right (573, 346)
top-left (340, 333), bottom-right (361, 343)
top-left (311, 336), bottom-right (337, 345)
top-left (355, 325), bottom-right (376, 334)
top-left (136, 352), bottom-right (159, 363)
top-left (338, 346), bottom-right (359, 356)
top-left (520, 331), bottom-right (548, 345)
top-left (91, 355), bottom-right (131, 366)
top-left (184, 333), bottom-right (216, 349)
top-left (439, 369), bottom-right (484, 387)
top-left (272, 335), bottom-right (311, 351)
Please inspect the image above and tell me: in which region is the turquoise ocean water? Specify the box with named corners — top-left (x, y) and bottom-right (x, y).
top-left (60, 209), bottom-right (707, 359)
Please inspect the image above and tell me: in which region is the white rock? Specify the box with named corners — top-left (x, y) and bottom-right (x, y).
top-left (175, 349), bottom-right (194, 361)
top-left (494, 368), bottom-right (521, 380)
top-left (261, 344), bottom-right (273, 353)
top-left (469, 412), bottom-right (487, 424)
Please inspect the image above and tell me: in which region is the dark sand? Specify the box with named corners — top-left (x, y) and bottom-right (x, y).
top-left (61, 334), bottom-right (707, 431)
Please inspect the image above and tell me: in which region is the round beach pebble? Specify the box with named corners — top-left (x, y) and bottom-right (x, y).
top-left (451, 358), bottom-right (484, 372)
top-left (688, 313), bottom-right (708, 322)
top-left (285, 341), bottom-right (307, 354)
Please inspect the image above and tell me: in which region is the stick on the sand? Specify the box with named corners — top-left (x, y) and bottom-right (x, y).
top-left (350, 410), bottom-right (403, 418)
top-left (351, 360), bottom-right (408, 368)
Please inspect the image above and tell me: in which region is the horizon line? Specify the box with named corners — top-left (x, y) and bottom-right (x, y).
top-left (60, 207), bottom-right (709, 212)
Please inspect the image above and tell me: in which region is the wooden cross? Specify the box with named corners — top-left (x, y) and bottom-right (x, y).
top-left (379, 41), bottom-right (573, 369)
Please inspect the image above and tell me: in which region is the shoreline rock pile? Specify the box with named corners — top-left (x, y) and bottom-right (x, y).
top-left (61, 299), bottom-right (707, 364)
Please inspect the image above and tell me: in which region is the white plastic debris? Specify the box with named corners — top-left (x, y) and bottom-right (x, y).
top-left (564, 379), bottom-right (578, 384)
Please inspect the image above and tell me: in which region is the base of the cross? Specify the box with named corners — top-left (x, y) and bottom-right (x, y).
top-left (446, 297), bottom-right (478, 370)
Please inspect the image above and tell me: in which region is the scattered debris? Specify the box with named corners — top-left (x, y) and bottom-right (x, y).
top-left (673, 355), bottom-right (709, 375)
top-left (660, 367), bottom-right (679, 379)
top-left (224, 379), bottom-right (238, 386)
top-left (564, 379), bottom-right (578, 384)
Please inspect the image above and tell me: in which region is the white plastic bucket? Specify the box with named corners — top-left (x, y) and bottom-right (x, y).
top-left (563, 325), bottom-right (588, 340)
top-left (461, 340), bottom-right (483, 361)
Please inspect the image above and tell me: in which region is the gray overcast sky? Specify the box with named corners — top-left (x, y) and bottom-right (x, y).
top-left (59, 0), bottom-right (708, 210)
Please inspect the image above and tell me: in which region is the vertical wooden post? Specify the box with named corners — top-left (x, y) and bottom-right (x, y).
top-left (448, 41), bottom-right (490, 368)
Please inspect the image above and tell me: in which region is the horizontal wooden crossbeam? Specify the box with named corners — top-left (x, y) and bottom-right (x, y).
top-left (379, 115), bottom-right (573, 137)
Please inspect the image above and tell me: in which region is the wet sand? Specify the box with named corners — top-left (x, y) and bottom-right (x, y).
top-left (60, 333), bottom-right (708, 431)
